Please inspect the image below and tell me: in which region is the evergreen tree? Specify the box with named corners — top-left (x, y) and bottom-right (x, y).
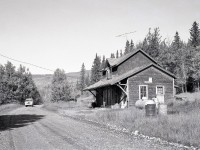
top-left (79, 63), bottom-right (86, 95)
top-left (130, 40), bottom-right (135, 52)
top-left (148, 27), bottom-right (161, 59)
top-left (101, 55), bottom-right (106, 69)
top-left (110, 53), bottom-right (115, 58)
top-left (142, 38), bottom-right (148, 52)
top-left (51, 69), bottom-right (71, 102)
top-left (169, 31), bottom-right (183, 76)
top-left (124, 40), bottom-right (130, 54)
top-left (85, 73), bottom-right (90, 87)
top-left (76, 79), bottom-right (80, 90)
top-left (135, 41), bottom-right (143, 49)
top-left (0, 62), bottom-right (41, 104)
top-left (189, 21), bottom-right (200, 48)
top-left (90, 54), bottom-right (101, 84)
top-left (172, 31), bottom-right (182, 50)
top-left (116, 50), bottom-right (119, 58)
top-left (120, 50), bottom-right (123, 57)
top-left (193, 46), bottom-right (200, 90)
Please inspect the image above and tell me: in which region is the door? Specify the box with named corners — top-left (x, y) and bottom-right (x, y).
top-left (156, 86), bottom-right (165, 104)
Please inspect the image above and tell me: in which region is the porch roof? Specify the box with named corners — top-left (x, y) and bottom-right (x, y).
top-left (84, 63), bottom-right (176, 91)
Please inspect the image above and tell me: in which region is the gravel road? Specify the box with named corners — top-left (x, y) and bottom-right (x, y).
top-left (0, 105), bottom-right (179, 150)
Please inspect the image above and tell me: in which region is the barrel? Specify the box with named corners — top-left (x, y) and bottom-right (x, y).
top-left (159, 104), bottom-right (167, 115)
top-left (145, 103), bottom-right (156, 116)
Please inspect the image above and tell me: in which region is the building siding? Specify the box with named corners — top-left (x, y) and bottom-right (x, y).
top-left (117, 52), bottom-right (155, 75)
top-left (96, 86), bottom-right (122, 107)
top-left (128, 67), bottom-right (174, 107)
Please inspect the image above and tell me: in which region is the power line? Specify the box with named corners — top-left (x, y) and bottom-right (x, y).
top-left (0, 53), bottom-right (54, 72)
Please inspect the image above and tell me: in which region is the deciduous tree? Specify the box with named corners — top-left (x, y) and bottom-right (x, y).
top-left (51, 69), bottom-right (71, 102)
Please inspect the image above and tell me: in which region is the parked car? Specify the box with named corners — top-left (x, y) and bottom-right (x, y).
top-left (25, 98), bottom-right (34, 107)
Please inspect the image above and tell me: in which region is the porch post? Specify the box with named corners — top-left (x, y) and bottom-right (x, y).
top-left (173, 78), bottom-right (175, 96)
top-left (127, 78), bottom-right (129, 108)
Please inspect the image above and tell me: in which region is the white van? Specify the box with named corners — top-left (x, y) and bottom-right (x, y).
top-left (25, 98), bottom-right (34, 107)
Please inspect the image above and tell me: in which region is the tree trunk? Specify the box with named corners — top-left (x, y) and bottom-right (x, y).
top-left (185, 83), bottom-right (187, 93)
top-left (182, 84), bottom-right (184, 93)
top-left (181, 60), bottom-right (187, 93)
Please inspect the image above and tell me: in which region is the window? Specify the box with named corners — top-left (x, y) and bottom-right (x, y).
top-left (112, 66), bottom-right (117, 72)
top-left (106, 69), bottom-right (111, 79)
top-left (156, 86), bottom-right (164, 95)
top-left (139, 85), bottom-right (148, 99)
top-left (102, 70), bottom-right (106, 76)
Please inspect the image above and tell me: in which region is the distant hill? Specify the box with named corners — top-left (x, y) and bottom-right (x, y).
top-left (32, 70), bottom-right (91, 89)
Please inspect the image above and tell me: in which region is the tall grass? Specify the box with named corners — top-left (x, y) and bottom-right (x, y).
top-left (42, 95), bottom-right (95, 112)
top-left (89, 107), bottom-right (200, 147)
top-left (87, 92), bottom-right (200, 147)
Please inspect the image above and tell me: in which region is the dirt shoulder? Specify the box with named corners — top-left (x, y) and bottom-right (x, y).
top-left (0, 104), bottom-right (175, 150)
top-left (0, 103), bottom-right (22, 115)
top-left (42, 103), bottom-right (195, 150)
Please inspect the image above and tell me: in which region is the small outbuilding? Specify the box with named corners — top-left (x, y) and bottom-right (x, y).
top-left (84, 49), bottom-right (176, 108)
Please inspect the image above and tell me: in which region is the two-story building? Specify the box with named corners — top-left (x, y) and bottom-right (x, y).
top-left (84, 49), bottom-right (176, 108)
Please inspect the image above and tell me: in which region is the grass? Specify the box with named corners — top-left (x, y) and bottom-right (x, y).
top-left (42, 101), bottom-right (78, 112)
top-left (86, 106), bottom-right (200, 147)
top-left (42, 95), bottom-right (95, 112)
top-left (0, 103), bottom-right (22, 114)
top-left (84, 92), bottom-right (200, 147)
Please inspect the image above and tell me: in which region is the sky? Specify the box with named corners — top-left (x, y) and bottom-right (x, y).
top-left (0, 0), bottom-right (200, 74)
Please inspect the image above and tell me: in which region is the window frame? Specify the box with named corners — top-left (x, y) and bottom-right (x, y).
top-left (139, 85), bottom-right (148, 99)
top-left (156, 85), bottom-right (165, 95)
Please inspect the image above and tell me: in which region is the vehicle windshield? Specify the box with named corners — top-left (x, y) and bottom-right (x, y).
top-left (25, 99), bottom-right (33, 102)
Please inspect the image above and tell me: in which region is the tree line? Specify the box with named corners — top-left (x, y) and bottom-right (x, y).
top-left (0, 62), bottom-right (74, 104)
top-left (0, 61), bottom-right (41, 105)
top-left (78, 21), bottom-right (200, 94)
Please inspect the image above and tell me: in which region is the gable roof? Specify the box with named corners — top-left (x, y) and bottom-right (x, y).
top-left (107, 49), bottom-right (158, 67)
top-left (84, 63), bottom-right (175, 91)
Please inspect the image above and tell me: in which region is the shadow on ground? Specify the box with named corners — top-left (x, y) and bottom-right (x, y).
top-left (0, 114), bottom-right (45, 131)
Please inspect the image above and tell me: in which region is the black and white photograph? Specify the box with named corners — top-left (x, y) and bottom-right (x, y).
top-left (0, 0), bottom-right (200, 149)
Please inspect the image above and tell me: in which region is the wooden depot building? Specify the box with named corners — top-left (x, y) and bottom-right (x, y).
top-left (84, 49), bottom-right (176, 108)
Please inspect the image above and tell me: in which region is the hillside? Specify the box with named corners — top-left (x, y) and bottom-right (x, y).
top-left (32, 70), bottom-right (91, 101)
top-left (32, 70), bottom-right (90, 88)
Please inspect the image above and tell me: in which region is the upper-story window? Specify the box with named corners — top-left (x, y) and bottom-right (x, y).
top-left (102, 70), bottom-right (106, 76)
top-left (112, 66), bottom-right (117, 72)
top-left (106, 68), bottom-right (111, 79)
